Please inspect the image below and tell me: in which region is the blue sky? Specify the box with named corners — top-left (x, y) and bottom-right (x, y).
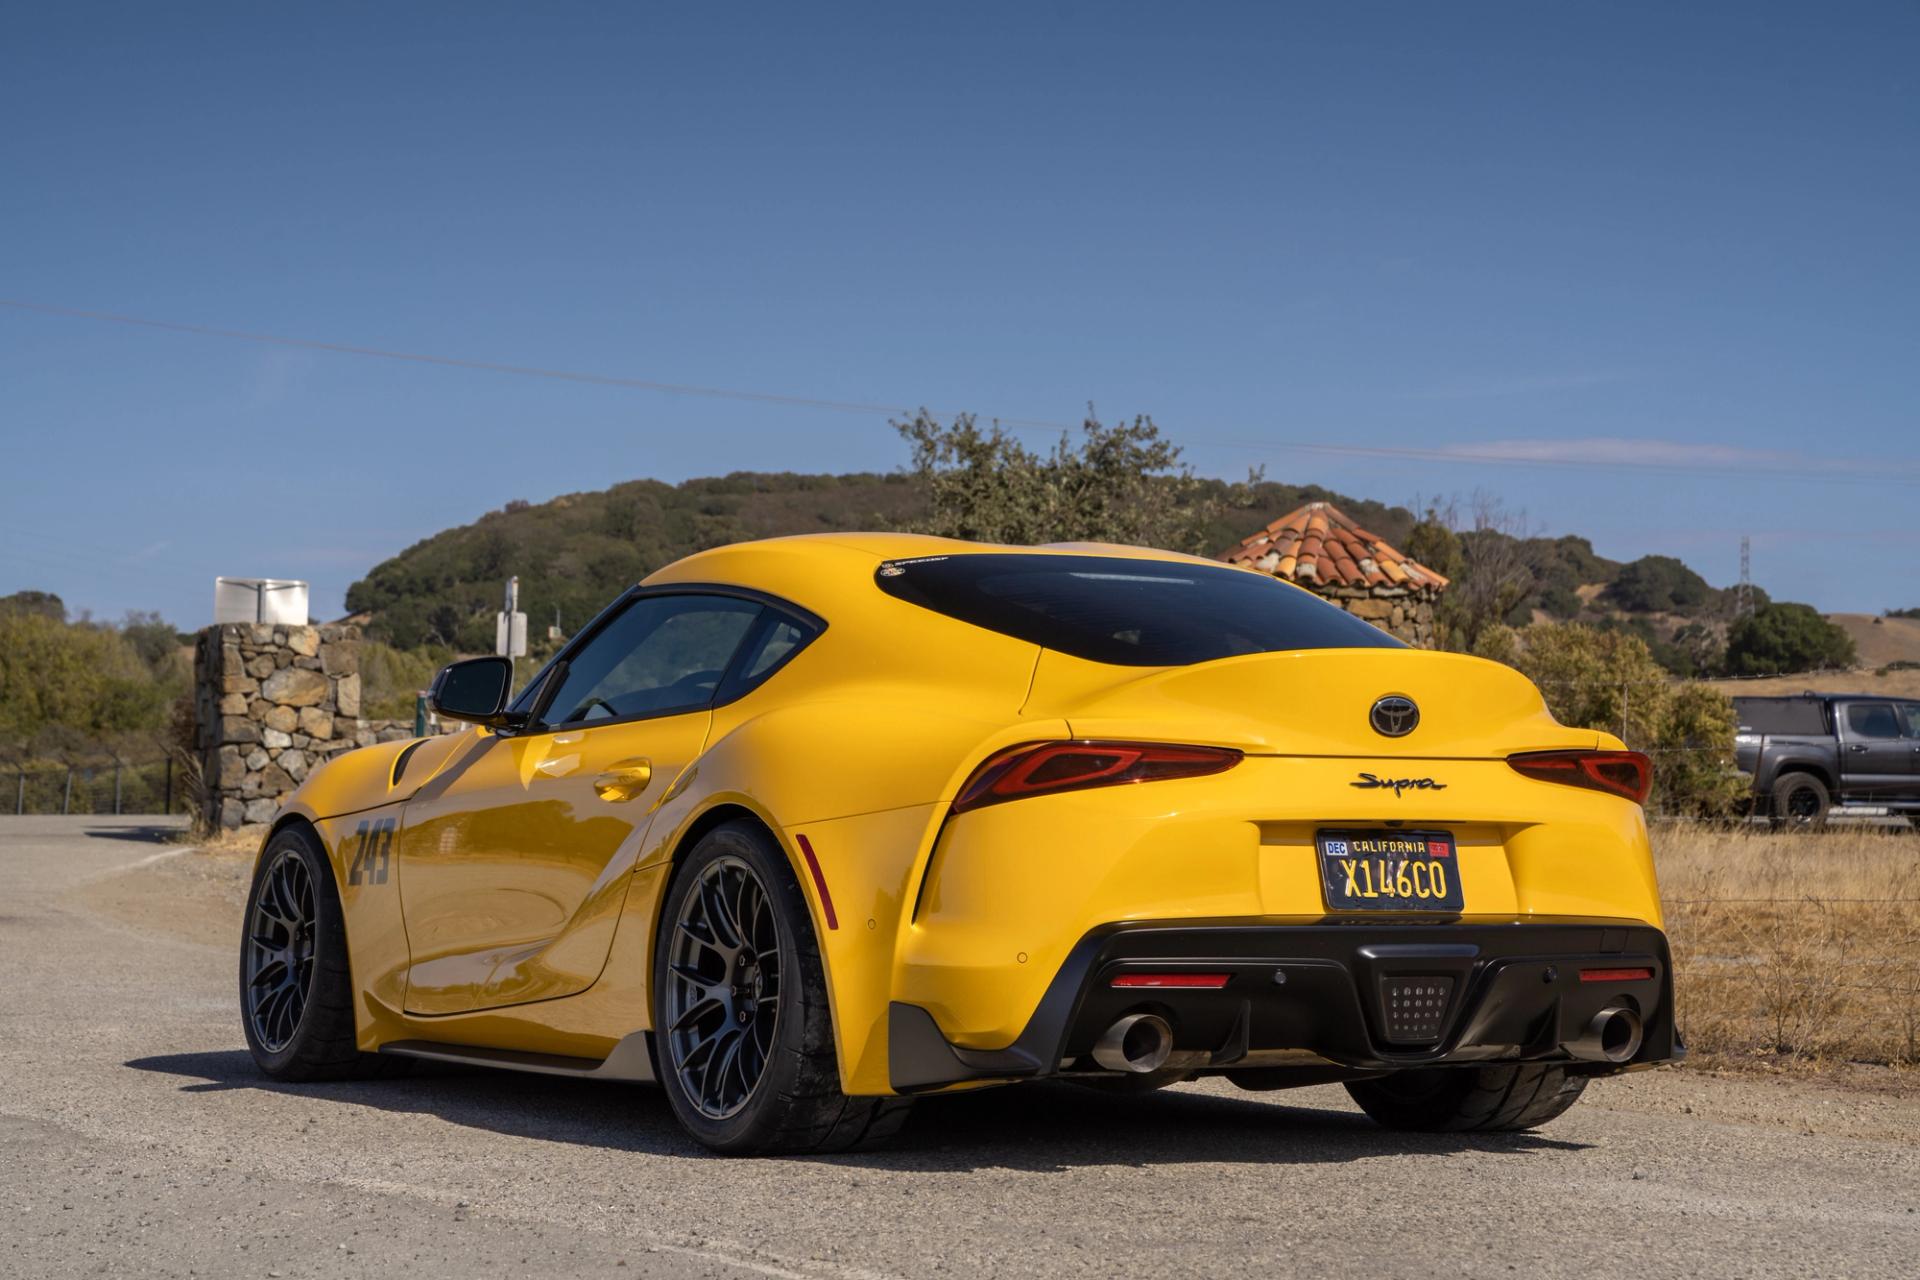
top-left (2, 3), bottom-right (1915, 627)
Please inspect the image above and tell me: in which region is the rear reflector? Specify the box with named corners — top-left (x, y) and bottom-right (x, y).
top-left (952, 740), bottom-right (1243, 814)
top-left (1579, 967), bottom-right (1654, 984)
top-left (1507, 749), bottom-right (1653, 805)
top-left (1110, 973), bottom-right (1231, 989)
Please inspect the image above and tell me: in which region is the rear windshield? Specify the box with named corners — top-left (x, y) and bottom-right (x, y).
top-left (874, 553), bottom-right (1403, 666)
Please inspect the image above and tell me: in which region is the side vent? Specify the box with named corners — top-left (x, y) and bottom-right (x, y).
top-left (389, 739), bottom-right (427, 790)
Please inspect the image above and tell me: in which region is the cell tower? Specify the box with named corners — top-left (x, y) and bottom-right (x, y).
top-left (1735, 535), bottom-right (1754, 619)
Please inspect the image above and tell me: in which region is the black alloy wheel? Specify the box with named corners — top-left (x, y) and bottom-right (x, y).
top-left (244, 845), bottom-right (318, 1053)
top-left (238, 823), bottom-right (410, 1081)
top-left (662, 855), bottom-right (782, 1120)
top-left (651, 819), bottom-right (911, 1154)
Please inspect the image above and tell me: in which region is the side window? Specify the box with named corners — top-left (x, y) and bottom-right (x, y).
top-left (1902, 704), bottom-right (1920, 738)
top-left (716, 611), bottom-right (820, 702)
top-left (1844, 702), bottom-right (1901, 740)
top-left (543, 595), bottom-right (762, 726)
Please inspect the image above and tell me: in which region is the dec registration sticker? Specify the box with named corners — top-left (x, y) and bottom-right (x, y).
top-left (1316, 829), bottom-right (1464, 912)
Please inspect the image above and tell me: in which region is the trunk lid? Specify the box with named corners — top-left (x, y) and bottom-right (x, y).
top-left (1022, 646), bottom-right (1603, 758)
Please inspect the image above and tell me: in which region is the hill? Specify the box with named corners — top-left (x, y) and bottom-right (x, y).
top-left (343, 469), bottom-right (1771, 668)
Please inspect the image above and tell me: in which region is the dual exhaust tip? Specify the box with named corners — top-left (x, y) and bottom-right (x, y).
top-left (1092, 1012), bottom-right (1175, 1074)
top-left (1569, 1005), bottom-right (1644, 1064)
top-left (1092, 1004), bottom-right (1644, 1074)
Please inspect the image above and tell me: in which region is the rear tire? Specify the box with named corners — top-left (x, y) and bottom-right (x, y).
top-left (240, 823), bottom-right (408, 1081)
top-left (1345, 1064), bottom-right (1588, 1132)
top-left (1769, 772), bottom-right (1830, 830)
top-left (653, 820), bottom-right (911, 1155)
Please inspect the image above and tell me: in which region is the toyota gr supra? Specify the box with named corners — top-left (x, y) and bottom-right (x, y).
top-left (240, 534), bottom-right (1679, 1154)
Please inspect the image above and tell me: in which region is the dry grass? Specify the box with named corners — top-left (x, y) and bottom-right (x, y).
top-left (1701, 667), bottom-right (1920, 699)
top-left (1653, 823), bottom-right (1920, 1074)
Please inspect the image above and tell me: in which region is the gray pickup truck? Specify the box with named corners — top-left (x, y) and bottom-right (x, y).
top-left (1733, 694), bottom-right (1920, 828)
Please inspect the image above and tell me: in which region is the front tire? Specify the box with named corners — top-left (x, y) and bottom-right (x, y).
top-left (1345, 1064), bottom-right (1588, 1132)
top-left (240, 824), bottom-right (403, 1081)
top-left (653, 820), bottom-right (910, 1155)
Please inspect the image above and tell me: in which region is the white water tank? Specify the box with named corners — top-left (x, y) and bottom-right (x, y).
top-left (213, 577), bottom-right (310, 626)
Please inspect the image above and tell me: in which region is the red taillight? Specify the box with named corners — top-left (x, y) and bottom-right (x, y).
top-left (951, 740), bottom-right (1243, 814)
top-left (1580, 967), bottom-right (1655, 984)
top-left (1507, 749), bottom-right (1652, 805)
top-left (1110, 973), bottom-right (1232, 989)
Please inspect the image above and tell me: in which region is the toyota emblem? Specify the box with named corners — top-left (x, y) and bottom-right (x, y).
top-left (1369, 695), bottom-right (1419, 738)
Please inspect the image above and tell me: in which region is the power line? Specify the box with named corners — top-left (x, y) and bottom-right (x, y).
top-left (6, 296), bottom-right (1919, 488)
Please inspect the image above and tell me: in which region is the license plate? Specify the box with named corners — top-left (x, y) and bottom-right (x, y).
top-left (1317, 829), bottom-right (1463, 912)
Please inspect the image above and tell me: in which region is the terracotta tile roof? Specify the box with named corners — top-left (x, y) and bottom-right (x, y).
top-left (1217, 501), bottom-right (1449, 593)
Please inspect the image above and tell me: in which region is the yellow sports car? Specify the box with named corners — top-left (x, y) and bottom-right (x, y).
top-left (241, 534), bottom-right (1678, 1154)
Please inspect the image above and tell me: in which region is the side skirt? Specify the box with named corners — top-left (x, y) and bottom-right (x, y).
top-left (379, 1030), bottom-right (657, 1083)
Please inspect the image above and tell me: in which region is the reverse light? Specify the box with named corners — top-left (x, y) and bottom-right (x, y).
top-left (951, 740), bottom-right (1243, 814)
top-left (1110, 973), bottom-right (1232, 989)
top-left (1506, 749), bottom-right (1653, 805)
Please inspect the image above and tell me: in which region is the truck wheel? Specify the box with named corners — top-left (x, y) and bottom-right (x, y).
top-left (653, 820), bottom-right (912, 1155)
top-left (1345, 1064), bottom-right (1587, 1132)
top-left (1769, 772), bottom-right (1829, 830)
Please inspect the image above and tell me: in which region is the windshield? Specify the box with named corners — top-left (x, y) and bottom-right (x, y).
top-left (875, 553), bottom-right (1403, 666)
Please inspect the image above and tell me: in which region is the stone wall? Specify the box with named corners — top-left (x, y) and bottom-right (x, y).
top-left (1316, 585), bottom-right (1440, 648)
top-left (192, 623), bottom-right (416, 832)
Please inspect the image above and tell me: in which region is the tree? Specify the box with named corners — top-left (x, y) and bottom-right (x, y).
top-left (0, 611), bottom-right (173, 743)
top-left (0, 590), bottom-right (65, 622)
top-left (1607, 555), bottom-right (1711, 613)
top-left (894, 410), bottom-right (1247, 553)
top-left (1418, 495), bottom-right (1536, 653)
top-left (1723, 603), bottom-right (1857, 676)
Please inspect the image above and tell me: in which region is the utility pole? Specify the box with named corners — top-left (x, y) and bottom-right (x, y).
top-left (496, 576), bottom-right (528, 686)
top-left (1736, 535), bottom-right (1755, 619)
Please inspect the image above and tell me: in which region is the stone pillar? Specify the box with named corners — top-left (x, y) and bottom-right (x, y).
top-left (1319, 586), bottom-right (1441, 648)
top-left (192, 623), bottom-right (368, 832)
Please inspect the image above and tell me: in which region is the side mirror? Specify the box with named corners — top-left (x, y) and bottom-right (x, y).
top-left (426, 657), bottom-right (524, 730)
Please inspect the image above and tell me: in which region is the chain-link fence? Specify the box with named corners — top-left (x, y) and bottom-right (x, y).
top-left (2, 743), bottom-right (184, 816)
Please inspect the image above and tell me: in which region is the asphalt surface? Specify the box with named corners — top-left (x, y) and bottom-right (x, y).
top-left (3, 815), bottom-right (1917, 1280)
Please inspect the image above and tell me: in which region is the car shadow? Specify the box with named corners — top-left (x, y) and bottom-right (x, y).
top-left (126, 1049), bottom-right (1592, 1171)
top-left (83, 824), bottom-right (184, 843)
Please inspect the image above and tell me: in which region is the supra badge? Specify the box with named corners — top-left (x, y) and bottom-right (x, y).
top-left (1351, 772), bottom-right (1447, 796)
top-left (1369, 695), bottom-right (1419, 737)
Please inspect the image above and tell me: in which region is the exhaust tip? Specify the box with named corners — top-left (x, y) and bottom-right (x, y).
top-left (1091, 1013), bottom-right (1174, 1073)
top-left (1571, 1005), bottom-right (1644, 1064)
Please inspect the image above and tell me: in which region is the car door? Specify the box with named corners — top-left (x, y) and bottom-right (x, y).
top-left (395, 592), bottom-right (765, 1015)
top-left (1837, 701), bottom-right (1909, 798)
top-left (1902, 702), bottom-right (1920, 779)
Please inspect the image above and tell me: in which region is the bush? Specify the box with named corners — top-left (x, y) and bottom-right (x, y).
top-left (1723, 603), bottom-right (1858, 676)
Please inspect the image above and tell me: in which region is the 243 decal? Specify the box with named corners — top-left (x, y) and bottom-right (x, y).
top-left (347, 817), bottom-right (396, 886)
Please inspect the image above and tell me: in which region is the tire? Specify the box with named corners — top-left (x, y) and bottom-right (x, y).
top-left (240, 823), bottom-right (408, 1081)
top-left (1344, 1064), bottom-right (1588, 1133)
top-left (653, 819), bottom-right (911, 1155)
top-left (1769, 772), bottom-right (1830, 830)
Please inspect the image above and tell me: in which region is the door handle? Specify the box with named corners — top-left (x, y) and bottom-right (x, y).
top-left (1847, 744), bottom-right (1868, 753)
top-left (592, 758), bottom-right (653, 802)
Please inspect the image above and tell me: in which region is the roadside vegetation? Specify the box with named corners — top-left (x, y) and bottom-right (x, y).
top-left (1654, 823), bottom-right (1920, 1075)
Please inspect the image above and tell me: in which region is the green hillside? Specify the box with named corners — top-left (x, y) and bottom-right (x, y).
top-left (341, 469), bottom-right (1741, 666)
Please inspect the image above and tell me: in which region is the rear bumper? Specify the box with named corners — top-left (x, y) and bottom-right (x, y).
top-left (889, 916), bottom-right (1678, 1092)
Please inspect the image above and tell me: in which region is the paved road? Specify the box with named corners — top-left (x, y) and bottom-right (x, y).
top-left (3, 816), bottom-right (1917, 1279)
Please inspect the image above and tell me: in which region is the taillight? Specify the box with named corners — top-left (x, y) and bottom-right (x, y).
top-left (1507, 749), bottom-right (1653, 805)
top-left (951, 740), bottom-right (1243, 814)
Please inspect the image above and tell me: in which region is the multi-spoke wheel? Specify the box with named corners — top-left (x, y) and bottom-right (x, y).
top-left (663, 856), bottom-right (783, 1120)
top-left (238, 824), bottom-right (408, 1081)
top-left (652, 820), bottom-right (912, 1154)
top-left (244, 846), bottom-right (317, 1052)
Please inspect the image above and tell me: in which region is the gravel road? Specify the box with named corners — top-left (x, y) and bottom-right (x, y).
top-left (3, 815), bottom-right (1916, 1279)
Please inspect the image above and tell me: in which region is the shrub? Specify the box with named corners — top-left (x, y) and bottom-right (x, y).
top-left (1723, 603), bottom-right (1857, 676)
